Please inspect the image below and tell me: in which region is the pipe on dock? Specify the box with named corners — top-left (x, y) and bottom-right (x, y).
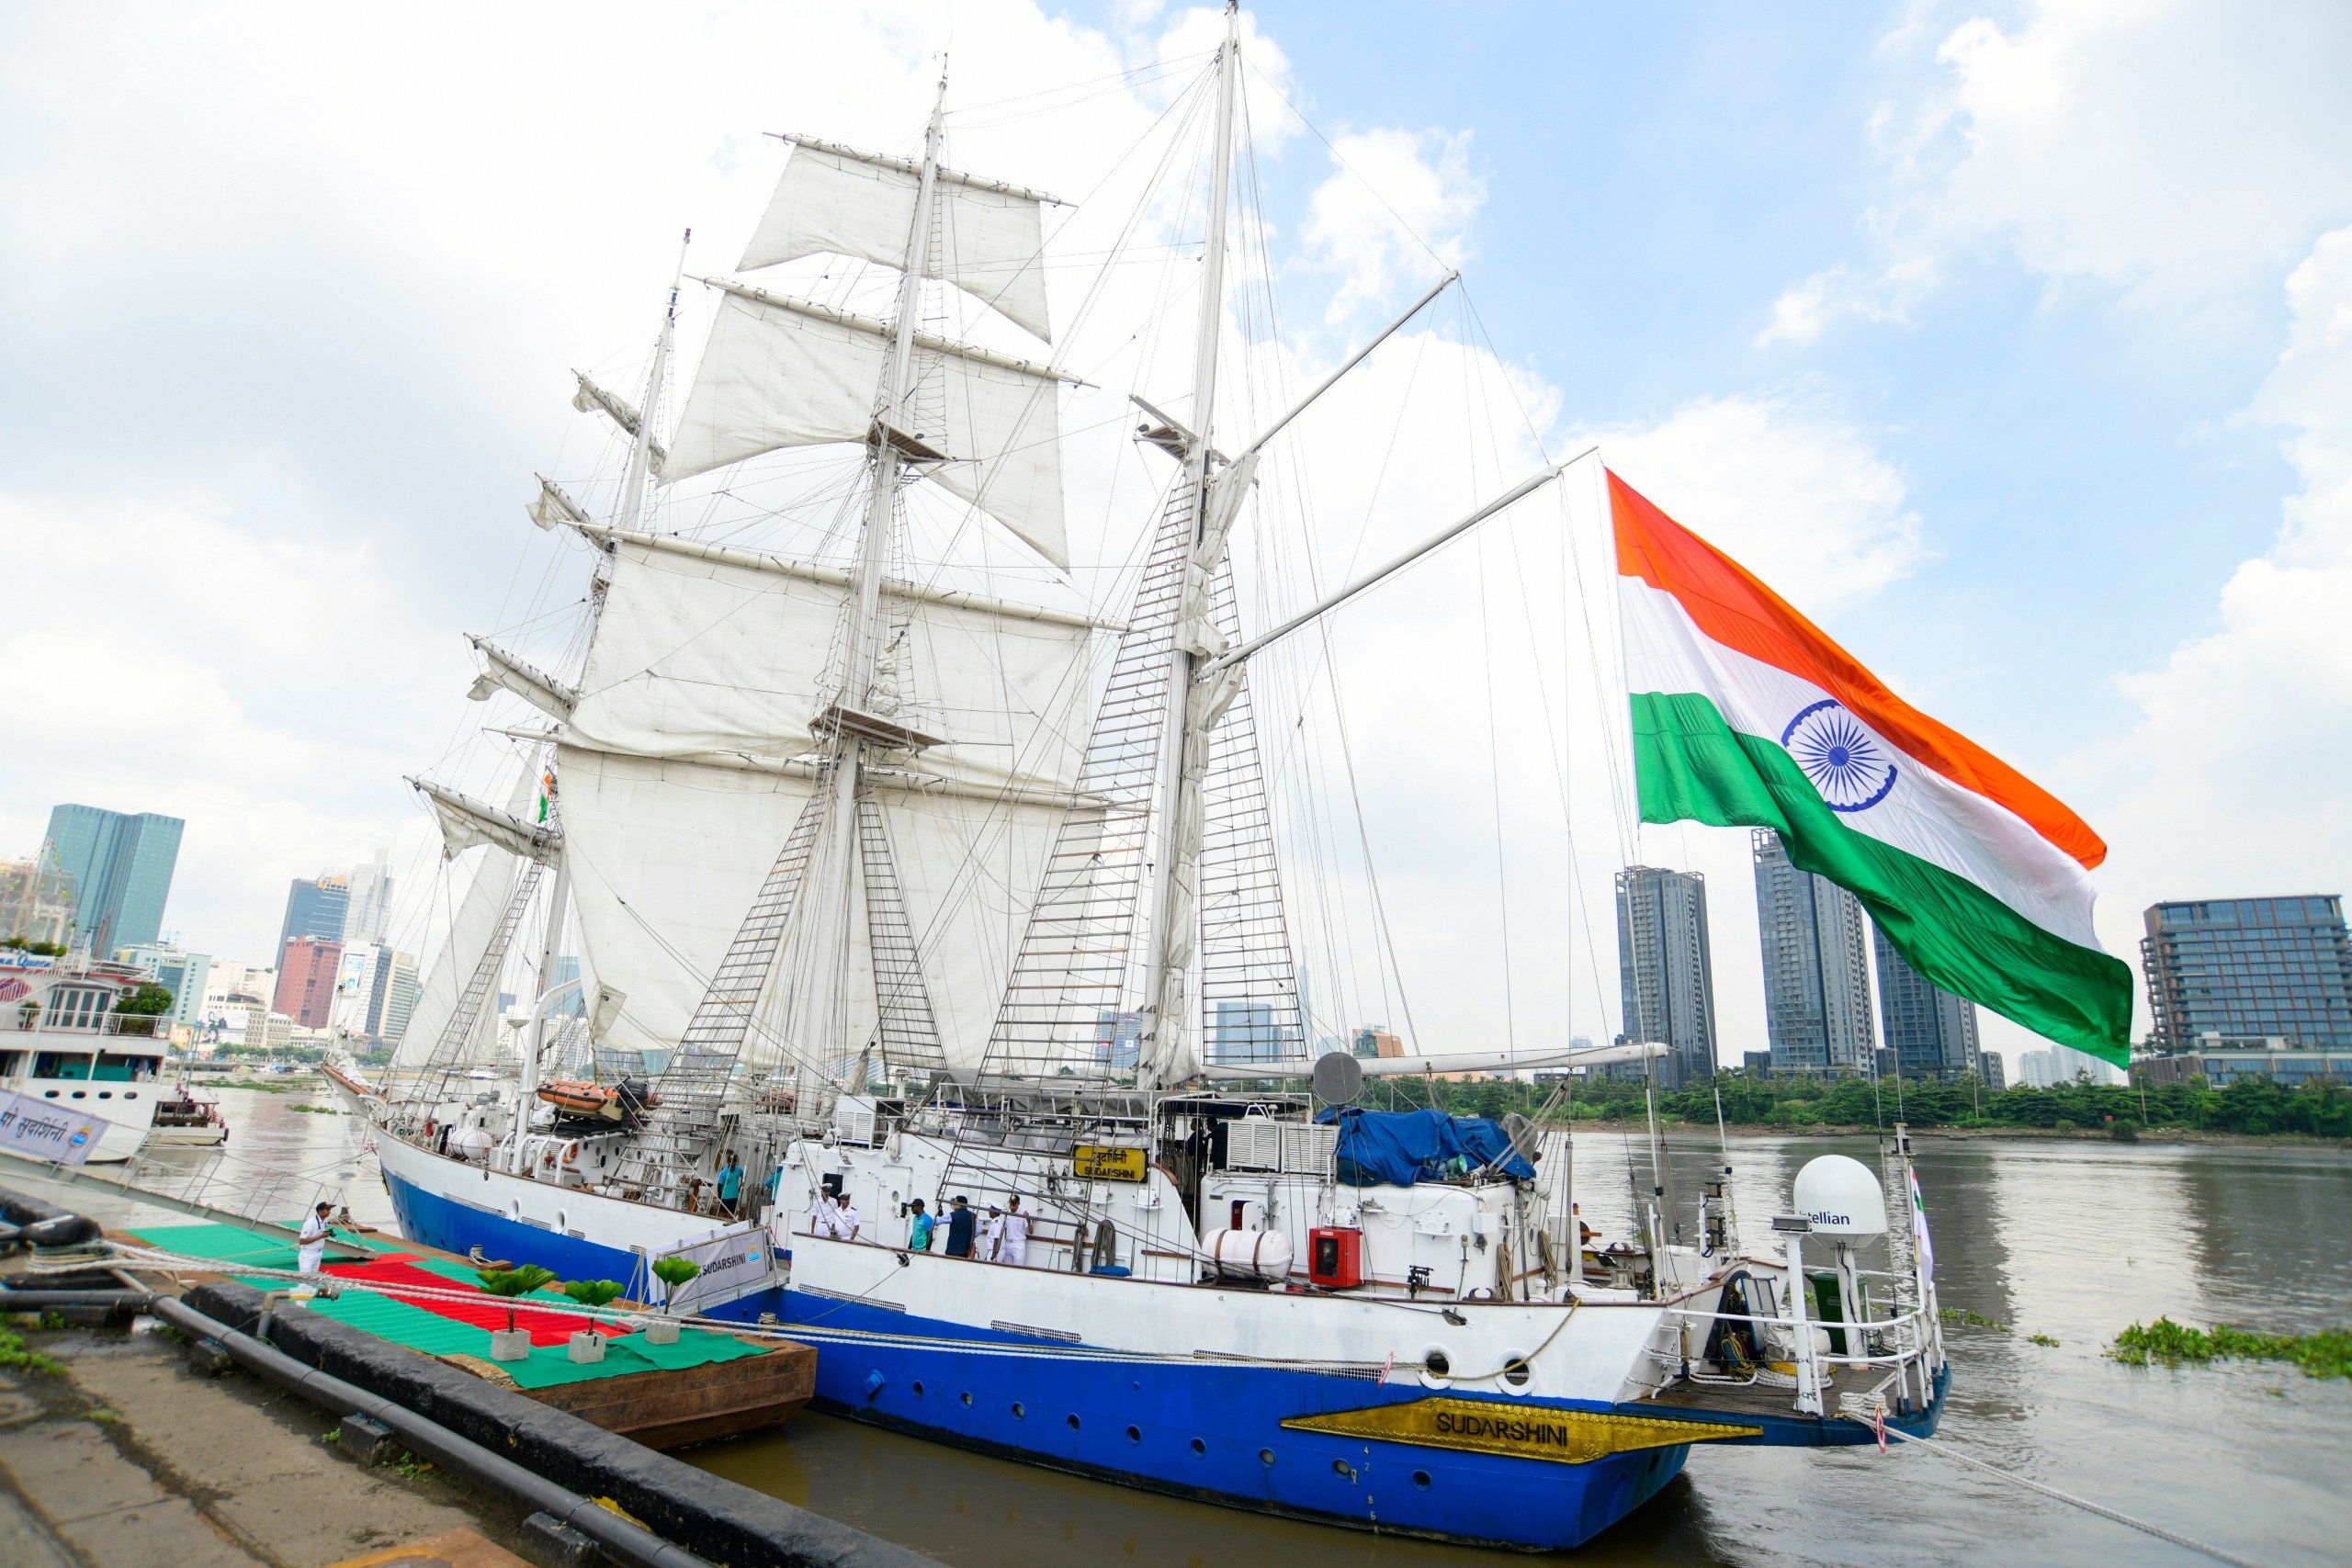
top-left (144, 1295), bottom-right (713, 1568)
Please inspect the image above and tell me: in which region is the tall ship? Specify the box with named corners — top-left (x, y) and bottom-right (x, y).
top-left (353, 6), bottom-right (2143, 1545)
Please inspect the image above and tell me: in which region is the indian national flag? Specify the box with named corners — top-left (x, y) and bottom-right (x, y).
top-left (1611, 471), bottom-right (2132, 1066)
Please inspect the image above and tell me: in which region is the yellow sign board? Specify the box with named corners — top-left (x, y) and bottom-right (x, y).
top-left (1072, 1144), bottom-right (1147, 1183)
top-left (1281, 1396), bottom-right (1759, 1466)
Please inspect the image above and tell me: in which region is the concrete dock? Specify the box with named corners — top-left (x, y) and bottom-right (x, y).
top-left (0, 1318), bottom-right (526, 1566)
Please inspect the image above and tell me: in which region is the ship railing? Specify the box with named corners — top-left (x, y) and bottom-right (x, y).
top-left (1657, 1292), bottom-right (1943, 1419)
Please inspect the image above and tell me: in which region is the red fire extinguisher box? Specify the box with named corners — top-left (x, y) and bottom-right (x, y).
top-left (1308, 1226), bottom-right (1363, 1289)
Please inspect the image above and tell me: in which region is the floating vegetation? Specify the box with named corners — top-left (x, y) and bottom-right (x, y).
top-left (289, 1104), bottom-right (341, 1115)
top-left (2110, 1316), bottom-right (2352, 1381)
top-left (1939, 1307), bottom-right (2011, 1332)
top-left (2029, 1333), bottom-right (2060, 1348)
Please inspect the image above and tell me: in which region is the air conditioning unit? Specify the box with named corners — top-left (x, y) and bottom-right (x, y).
top-left (1226, 1117), bottom-right (1282, 1171)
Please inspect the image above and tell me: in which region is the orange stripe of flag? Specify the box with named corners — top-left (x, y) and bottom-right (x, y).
top-left (1608, 469), bottom-right (2107, 870)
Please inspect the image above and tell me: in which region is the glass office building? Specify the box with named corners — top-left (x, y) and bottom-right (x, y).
top-left (2142, 896), bottom-right (2352, 1052)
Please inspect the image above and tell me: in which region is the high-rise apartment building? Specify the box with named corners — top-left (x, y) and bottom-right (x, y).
top-left (274, 937), bottom-right (344, 1031)
top-left (112, 942), bottom-right (214, 1032)
top-left (344, 849), bottom-right (393, 945)
top-left (1751, 830), bottom-right (1875, 1076)
top-left (277, 874), bottom-right (350, 959)
top-left (1351, 1027), bottom-right (1403, 1059)
top-left (2140, 896), bottom-right (2352, 1052)
top-left (2017, 1045), bottom-right (2121, 1088)
top-left (1872, 926), bottom-right (1983, 1082)
top-left (1212, 999), bottom-right (1283, 1065)
top-left (43, 805), bottom-right (184, 953)
top-left (380, 953), bottom-right (420, 1045)
top-left (1617, 865), bottom-right (1718, 1089)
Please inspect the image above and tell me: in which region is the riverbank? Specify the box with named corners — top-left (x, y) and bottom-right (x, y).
top-left (1695, 1122), bottom-right (2352, 1147)
top-left (0, 1317), bottom-right (525, 1565)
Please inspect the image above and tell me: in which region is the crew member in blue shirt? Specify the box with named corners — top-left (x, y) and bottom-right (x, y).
top-left (907, 1198), bottom-right (934, 1252)
top-left (944, 1194), bottom-right (978, 1258)
top-left (716, 1152), bottom-right (745, 1218)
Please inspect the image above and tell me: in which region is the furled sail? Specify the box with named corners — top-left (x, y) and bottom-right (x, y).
top-left (415, 777), bottom-right (562, 866)
top-left (571, 372), bottom-right (667, 468)
top-left (553, 529), bottom-right (1094, 1064)
top-left (662, 284), bottom-right (1070, 570)
top-left (742, 136), bottom-right (1054, 343)
top-left (466, 636), bottom-right (577, 721)
top-left (393, 765), bottom-right (537, 1070)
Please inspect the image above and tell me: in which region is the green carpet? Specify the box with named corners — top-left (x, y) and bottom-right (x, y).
top-left (130, 1222), bottom-right (773, 1388)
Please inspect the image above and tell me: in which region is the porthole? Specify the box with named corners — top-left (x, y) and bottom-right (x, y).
top-left (43, 1091), bottom-right (58, 1099)
top-left (961, 1392), bottom-right (973, 1405)
top-left (1421, 1346), bottom-right (1453, 1381)
top-left (911, 1381), bottom-right (924, 1397)
top-left (1066, 1414), bottom-right (1080, 1431)
top-left (1125, 1426), bottom-right (1141, 1443)
top-left (1412, 1471), bottom-right (1431, 1490)
top-left (125, 1091), bottom-right (138, 1100)
top-left (556, 1212), bottom-right (568, 1232)
top-left (1333, 1459), bottom-right (1354, 1480)
top-left (97, 1090), bottom-right (112, 1099)
top-left (1502, 1356), bottom-right (1532, 1389)
top-left (70, 1090), bottom-right (85, 1100)
top-left (1012, 1403), bottom-right (1025, 1419)
top-left (1189, 1438), bottom-right (1205, 1456)
top-left (1259, 1449), bottom-right (1275, 1467)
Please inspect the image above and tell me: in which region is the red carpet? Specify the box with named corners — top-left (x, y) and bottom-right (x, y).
top-left (323, 1257), bottom-right (633, 1346)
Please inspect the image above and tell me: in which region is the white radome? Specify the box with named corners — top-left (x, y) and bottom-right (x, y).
top-left (1792, 1154), bottom-right (1889, 1236)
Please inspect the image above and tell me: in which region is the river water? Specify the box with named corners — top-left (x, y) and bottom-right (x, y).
top-left (28, 1097), bottom-right (2350, 1565)
top-left (688, 1131), bottom-right (2352, 1568)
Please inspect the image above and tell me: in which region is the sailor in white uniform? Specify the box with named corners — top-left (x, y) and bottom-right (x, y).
top-left (296, 1201), bottom-right (334, 1276)
top-left (997, 1196), bottom-right (1031, 1268)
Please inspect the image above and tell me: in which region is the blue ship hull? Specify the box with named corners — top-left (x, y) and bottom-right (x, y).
top-left (383, 1160), bottom-right (1938, 1551)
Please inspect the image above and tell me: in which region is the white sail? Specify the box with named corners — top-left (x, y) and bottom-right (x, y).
top-left (393, 765), bottom-right (537, 1070)
top-left (742, 137), bottom-right (1054, 343)
top-left (662, 286), bottom-right (1070, 569)
top-left (554, 531), bottom-right (1094, 1063)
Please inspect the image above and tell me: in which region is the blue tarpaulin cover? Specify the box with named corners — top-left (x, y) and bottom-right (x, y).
top-left (1312, 1106), bottom-right (1535, 1187)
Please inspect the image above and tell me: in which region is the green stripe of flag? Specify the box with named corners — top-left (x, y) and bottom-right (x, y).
top-left (1631, 692), bottom-right (2132, 1066)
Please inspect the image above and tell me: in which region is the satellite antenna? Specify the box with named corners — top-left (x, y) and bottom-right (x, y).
top-left (1311, 1051), bottom-right (1363, 1105)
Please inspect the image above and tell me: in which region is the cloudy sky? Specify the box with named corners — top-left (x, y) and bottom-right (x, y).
top-left (4, 1), bottom-right (2347, 1073)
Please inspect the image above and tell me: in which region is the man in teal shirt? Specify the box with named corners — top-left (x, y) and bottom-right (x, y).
top-left (716, 1152), bottom-right (744, 1218)
top-left (907, 1198), bottom-right (933, 1252)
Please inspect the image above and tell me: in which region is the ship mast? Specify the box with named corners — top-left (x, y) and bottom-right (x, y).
top-left (1136, 3), bottom-right (1242, 1089)
top-left (794, 74), bottom-right (950, 1113)
top-left (512, 233), bottom-right (688, 1166)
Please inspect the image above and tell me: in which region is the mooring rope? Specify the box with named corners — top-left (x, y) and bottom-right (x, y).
top-left (1866, 1422), bottom-right (2267, 1568)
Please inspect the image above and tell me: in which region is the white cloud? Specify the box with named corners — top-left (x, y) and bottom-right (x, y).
top-left (1577, 392), bottom-right (1926, 612)
top-left (1301, 128), bottom-right (1484, 327)
top-left (1761, 0), bottom-right (2352, 344)
top-left (2077, 223), bottom-right (2352, 994)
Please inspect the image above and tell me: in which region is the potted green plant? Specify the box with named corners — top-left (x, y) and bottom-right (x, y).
top-left (560, 1279), bottom-right (624, 1362)
top-left (476, 1265), bottom-right (558, 1361)
top-left (642, 1257), bottom-right (701, 1344)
